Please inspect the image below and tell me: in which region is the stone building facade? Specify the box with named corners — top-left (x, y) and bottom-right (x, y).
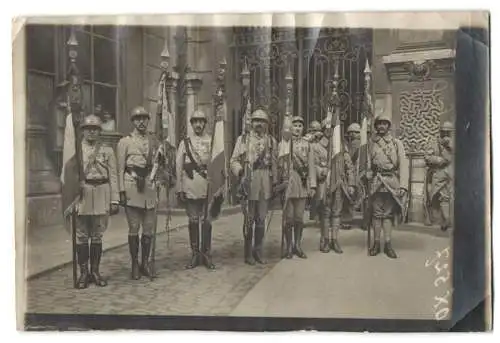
top-left (25, 25), bottom-right (456, 231)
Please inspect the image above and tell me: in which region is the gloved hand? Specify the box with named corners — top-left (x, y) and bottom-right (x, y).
top-left (177, 192), bottom-right (187, 204)
top-left (308, 188), bottom-right (316, 198)
top-left (110, 203), bottom-right (120, 215)
top-left (348, 186), bottom-right (356, 196)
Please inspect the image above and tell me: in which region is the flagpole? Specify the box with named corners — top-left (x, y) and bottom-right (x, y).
top-left (204, 57), bottom-right (227, 223)
top-left (363, 57), bottom-right (374, 255)
top-left (66, 27), bottom-right (84, 289)
top-left (240, 57), bottom-right (252, 241)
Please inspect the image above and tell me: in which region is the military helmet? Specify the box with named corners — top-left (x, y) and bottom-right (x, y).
top-left (440, 121), bottom-right (454, 132)
top-left (251, 109), bottom-right (269, 122)
top-left (292, 116), bottom-right (304, 124)
top-left (130, 106), bottom-right (150, 120)
top-left (80, 114), bottom-right (102, 129)
top-left (309, 120), bottom-right (322, 132)
top-left (347, 122), bottom-right (361, 133)
top-left (374, 114), bottom-right (392, 127)
top-left (190, 110), bottom-right (207, 122)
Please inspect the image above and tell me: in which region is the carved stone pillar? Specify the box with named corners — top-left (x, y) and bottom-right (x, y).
top-left (26, 72), bottom-right (63, 229)
top-left (185, 72), bottom-right (203, 137)
top-left (383, 44), bottom-right (455, 224)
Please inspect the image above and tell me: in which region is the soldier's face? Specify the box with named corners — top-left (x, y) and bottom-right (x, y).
top-left (252, 119), bottom-right (267, 134)
top-left (292, 122), bottom-right (304, 137)
top-left (83, 127), bottom-right (100, 142)
top-left (133, 116), bottom-right (150, 133)
top-left (192, 119), bottom-right (206, 135)
top-left (375, 121), bottom-right (390, 135)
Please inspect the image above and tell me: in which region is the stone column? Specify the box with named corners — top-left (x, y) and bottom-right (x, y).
top-left (383, 37), bottom-right (455, 224)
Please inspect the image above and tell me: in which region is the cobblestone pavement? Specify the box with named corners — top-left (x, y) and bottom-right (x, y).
top-left (26, 213), bottom-right (285, 316)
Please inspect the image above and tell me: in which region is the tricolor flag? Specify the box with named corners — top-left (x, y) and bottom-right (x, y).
top-left (60, 112), bottom-right (82, 222)
top-left (328, 108), bottom-right (343, 192)
top-left (207, 108), bottom-right (226, 221)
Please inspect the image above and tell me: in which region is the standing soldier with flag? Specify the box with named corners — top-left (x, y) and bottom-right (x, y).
top-left (175, 110), bottom-right (214, 269)
top-left (117, 106), bottom-right (161, 280)
top-left (231, 109), bottom-right (278, 265)
top-left (366, 115), bottom-right (409, 259)
top-left (279, 116), bottom-right (316, 259)
top-left (72, 114), bottom-right (119, 289)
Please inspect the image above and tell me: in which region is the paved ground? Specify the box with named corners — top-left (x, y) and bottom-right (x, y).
top-left (25, 213), bottom-right (283, 316)
top-left (230, 227), bottom-right (452, 319)
top-left (25, 211), bottom-right (453, 319)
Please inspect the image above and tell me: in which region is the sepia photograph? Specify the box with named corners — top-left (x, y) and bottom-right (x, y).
top-left (13, 12), bottom-right (491, 331)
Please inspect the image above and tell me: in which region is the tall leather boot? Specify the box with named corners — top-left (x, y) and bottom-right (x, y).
top-left (202, 221), bottom-right (216, 270)
top-left (382, 218), bottom-right (397, 259)
top-left (244, 222), bottom-right (255, 265)
top-left (253, 224), bottom-right (266, 264)
top-left (89, 242), bottom-right (107, 287)
top-left (128, 235), bottom-right (141, 280)
top-left (185, 222), bottom-right (200, 269)
top-left (293, 221), bottom-right (307, 259)
top-left (76, 243), bottom-right (90, 289)
top-left (330, 217), bottom-right (343, 254)
top-left (283, 224), bottom-right (294, 259)
top-left (140, 235), bottom-right (152, 277)
top-left (369, 218), bottom-right (382, 256)
top-left (320, 216), bottom-right (330, 253)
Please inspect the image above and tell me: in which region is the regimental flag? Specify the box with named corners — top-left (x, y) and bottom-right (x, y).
top-left (159, 74), bottom-right (177, 188)
top-left (60, 112), bottom-right (82, 222)
top-left (207, 108), bottom-right (226, 221)
top-left (358, 59), bottom-right (374, 178)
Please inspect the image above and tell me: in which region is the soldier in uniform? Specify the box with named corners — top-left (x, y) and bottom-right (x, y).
top-left (366, 115), bottom-right (409, 259)
top-left (307, 121), bottom-right (323, 222)
top-left (279, 116), bottom-right (316, 259)
top-left (75, 114), bottom-right (119, 289)
top-left (320, 120), bottom-right (356, 254)
top-left (117, 106), bottom-right (161, 280)
top-left (176, 110), bottom-right (215, 270)
top-left (424, 121), bottom-right (454, 232)
top-left (309, 121), bottom-right (331, 251)
top-left (342, 122), bottom-right (362, 229)
top-left (230, 109), bottom-right (278, 265)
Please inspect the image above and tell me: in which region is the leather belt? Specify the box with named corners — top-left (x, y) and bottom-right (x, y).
top-left (85, 179), bottom-right (109, 186)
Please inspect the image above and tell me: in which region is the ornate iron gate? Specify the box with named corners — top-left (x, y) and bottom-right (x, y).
top-left (230, 27), bottom-right (372, 137)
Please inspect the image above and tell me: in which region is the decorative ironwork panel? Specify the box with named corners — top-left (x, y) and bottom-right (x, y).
top-left (399, 87), bottom-right (443, 154)
top-left (230, 27), bottom-right (372, 138)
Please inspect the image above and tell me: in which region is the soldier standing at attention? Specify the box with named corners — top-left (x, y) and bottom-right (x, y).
top-left (342, 122), bottom-right (362, 229)
top-left (175, 110), bottom-right (215, 270)
top-left (117, 106), bottom-right (160, 280)
top-left (230, 109), bottom-right (278, 265)
top-left (424, 121), bottom-right (454, 232)
top-left (307, 120), bottom-right (323, 223)
top-left (279, 116), bottom-right (316, 259)
top-left (309, 121), bottom-right (331, 252)
top-left (75, 114), bottom-right (119, 289)
top-left (366, 115), bottom-right (409, 259)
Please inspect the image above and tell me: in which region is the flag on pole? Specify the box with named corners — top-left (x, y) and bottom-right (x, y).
top-left (60, 112), bottom-right (81, 220)
top-left (278, 114), bottom-right (293, 158)
top-left (328, 109), bottom-right (343, 191)
top-left (207, 109), bottom-right (226, 220)
top-left (358, 59), bottom-right (373, 176)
